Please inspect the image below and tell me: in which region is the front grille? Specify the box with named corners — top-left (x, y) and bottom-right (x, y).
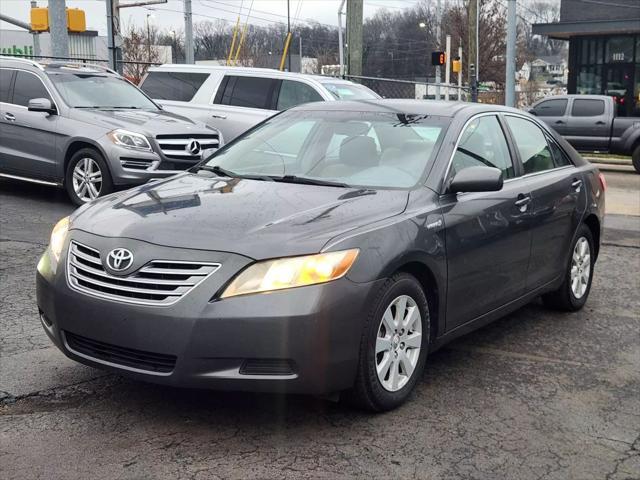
top-left (156, 133), bottom-right (220, 162)
top-left (240, 359), bottom-right (296, 376)
top-left (65, 331), bottom-right (176, 374)
top-left (66, 241), bottom-right (220, 306)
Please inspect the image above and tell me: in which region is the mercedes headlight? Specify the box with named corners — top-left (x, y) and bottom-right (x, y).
top-left (50, 216), bottom-right (70, 263)
top-left (220, 249), bottom-right (359, 298)
top-left (107, 129), bottom-right (152, 151)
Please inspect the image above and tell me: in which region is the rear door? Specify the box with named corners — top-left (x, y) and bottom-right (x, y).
top-left (0, 68), bottom-right (17, 171)
top-left (440, 114), bottom-right (532, 330)
top-left (503, 115), bottom-right (586, 291)
top-left (564, 98), bottom-right (609, 151)
top-left (531, 97), bottom-right (569, 135)
top-left (1, 70), bottom-right (59, 179)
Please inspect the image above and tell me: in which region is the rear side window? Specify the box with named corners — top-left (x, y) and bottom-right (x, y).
top-left (571, 99), bottom-right (605, 117)
top-left (140, 71), bottom-right (209, 101)
top-left (0, 68), bottom-right (15, 103)
top-left (548, 138), bottom-right (573, 167)
top-left (276, 80), bottom-right (323, 110)
top-left (505, 116), bottom-right (555, 174)
top-left (451, 115), bottom-right (515, 179)
top-left (215, 75), bottom-right (277, 109)
top-left (12, 71), bottom-right (52, 107)
top-left (533, 99), bottom-right (567, 117)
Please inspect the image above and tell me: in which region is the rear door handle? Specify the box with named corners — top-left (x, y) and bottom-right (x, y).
top-left (572, 178), bottom-right (583, 192)
top-left (211, 113), bottom-right (227, 119)
top-left (515, 194), bottom-right (531, 212)
top-left (4, 112), bottom-right (15, 122)
top-left (555, 120), bottom-right (565, 124)
top-left (595, 121), bottom-right (606, 125)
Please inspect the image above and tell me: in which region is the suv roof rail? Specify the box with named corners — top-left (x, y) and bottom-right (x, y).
top-left (0, 55), bottom-right (45, 71)
top-left (46, 62), bottom-right (117, 75)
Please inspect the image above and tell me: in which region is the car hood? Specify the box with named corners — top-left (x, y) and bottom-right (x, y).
top-left (71, 173), bottom-right (409, 259)
top-left (70, 108), bottom-right (213, 136)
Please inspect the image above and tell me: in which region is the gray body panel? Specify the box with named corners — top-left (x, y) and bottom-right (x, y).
top-left (36, 100), bottom-right (605, 394)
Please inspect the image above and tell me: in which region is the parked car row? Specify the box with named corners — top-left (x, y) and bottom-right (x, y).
top-left (530, 94), bottom-right (640, 173)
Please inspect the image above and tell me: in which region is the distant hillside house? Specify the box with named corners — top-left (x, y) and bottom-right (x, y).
top-left (532, 0), bottom-right (640, 117)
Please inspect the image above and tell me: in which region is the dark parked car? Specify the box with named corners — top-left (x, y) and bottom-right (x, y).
top-left (530, 94), bottom-right (640, 173)
top-left (36, 100), bottom-right (605, 411)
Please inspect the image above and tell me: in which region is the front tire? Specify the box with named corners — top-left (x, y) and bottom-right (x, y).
top-left (65, 148), bottom-right (113, 206)
top-left (542, 224), bottom-right (595, 311)
top-left (346, 273), bottom-right (430, 412)
top-left (632, 145), bottom-right (640, 174)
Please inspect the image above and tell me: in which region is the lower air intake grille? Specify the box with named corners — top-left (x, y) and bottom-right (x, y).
top-left (239, 359), bottom-right (296, 376)
top-left (64, 331), bottom-right (177, 374)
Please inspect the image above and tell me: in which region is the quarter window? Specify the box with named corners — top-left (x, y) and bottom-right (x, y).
top-left (140, 71), bottom-right (209, 101)
top-left (548, 139), bottom-right (573, 168)
top-left (506, 116), bottom-right (555, 174)
top-left (12, 71), bottom-right (51, 107)
top-left (0, 68), bottom-right (14, 103)
top-left (571, 99), bottom-right (605, 117)
top-left (451, 115), bottom-right (515, 179)
top-left (216, 76), bottom-right (277, 109)
top-left (276, 80), bottom-right (323, 110)
top-left (533, 99), bottom-right (567, 117)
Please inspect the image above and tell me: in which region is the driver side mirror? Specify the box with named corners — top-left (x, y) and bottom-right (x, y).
top-left (28, 98), bottom-right (56, 115)
top-left (449, 166), bottom-right (503, 193)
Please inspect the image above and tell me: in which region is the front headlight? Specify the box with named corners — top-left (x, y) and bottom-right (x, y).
top-left (220, 249), bottom-right (359, 299)
top-left (50, 216), bottom-right (70, 263)
top-left (107, 129), bottom-right (152, 151)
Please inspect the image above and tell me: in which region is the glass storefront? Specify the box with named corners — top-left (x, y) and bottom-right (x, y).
top-left (575, 35), bottom-right (639, 116)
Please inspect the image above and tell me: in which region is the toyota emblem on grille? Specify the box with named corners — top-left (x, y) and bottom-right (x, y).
top-left (106, 248), bottom-right (134, 271)
top-left (186, 139), bottom-right (202, 156)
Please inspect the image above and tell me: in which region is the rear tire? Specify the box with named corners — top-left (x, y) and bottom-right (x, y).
top-left (632, 145), bottom-right (640, 174)
top-left (345, 272), bottom-right (430, 412)
top-left (65, 148), bottom-right (113, 206)
top-left (542, 224), bottom-right (595, 311)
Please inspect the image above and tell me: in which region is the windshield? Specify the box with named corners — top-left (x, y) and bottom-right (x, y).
top-left (321, 83), bottom-right (380, 100)
top-left (203, 110), bottom-right (448, 189)
top-left (49, 73), bottom-right (158, 109)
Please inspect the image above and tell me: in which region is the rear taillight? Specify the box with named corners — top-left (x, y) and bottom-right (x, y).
top-left (598, 172), bottom-right (607, 192)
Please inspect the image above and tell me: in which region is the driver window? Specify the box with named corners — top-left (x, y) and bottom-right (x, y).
top-left (451, 115), bottom-right (514, 179)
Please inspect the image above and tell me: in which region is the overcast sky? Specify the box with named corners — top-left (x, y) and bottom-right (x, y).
top-left (0, 0), bottom-right (424, 35)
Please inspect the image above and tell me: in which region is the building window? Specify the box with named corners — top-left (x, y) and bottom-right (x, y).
top-left (606, 36), bottom-right (634, 63)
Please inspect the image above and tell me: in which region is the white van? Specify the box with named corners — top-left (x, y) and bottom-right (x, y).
top-left (139, 65), bottom-right (380, 142)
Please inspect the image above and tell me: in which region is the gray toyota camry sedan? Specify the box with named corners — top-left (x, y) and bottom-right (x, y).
top-left (36, 100), bottom-right (605, 411)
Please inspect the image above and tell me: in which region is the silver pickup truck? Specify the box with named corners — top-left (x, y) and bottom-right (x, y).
top-left (530, 94), bottom-right (640, 173)
top-left (139, 65), bottom-right (380, 143)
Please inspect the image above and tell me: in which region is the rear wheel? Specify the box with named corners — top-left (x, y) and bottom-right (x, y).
top-left (65, 148), bottom-right (113, 206)
top-left (542, 224), bottom-right (595, 311)
top-left (346, 273), bottom-right (429, 412)
top-left (632, 145), bottom-right (640, 174)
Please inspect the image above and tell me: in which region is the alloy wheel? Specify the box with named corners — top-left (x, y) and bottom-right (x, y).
top-left (375, 295), bottom-right (422, 392)
top-left (72, 158), bottom-right (103, 202)
top-left (570, 237), bottom-right (591, 299)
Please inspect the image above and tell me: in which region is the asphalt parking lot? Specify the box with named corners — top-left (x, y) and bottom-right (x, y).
top-left (1, 173), bottom-right (639, 480)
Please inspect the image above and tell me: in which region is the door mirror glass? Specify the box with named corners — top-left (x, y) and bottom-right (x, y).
top-left (449, 166), bottom-right (503, 193)
top-left (28, 98), bottom-right (56, 114)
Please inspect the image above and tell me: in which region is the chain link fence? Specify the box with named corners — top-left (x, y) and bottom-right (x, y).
top-left (343, 74), bottom-right (470, 102)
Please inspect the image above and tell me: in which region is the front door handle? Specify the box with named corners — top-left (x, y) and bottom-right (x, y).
top-left (515, 194), bottom-right (531, 212)
top-left (4, 112), bottom-right (16, 122)
top-left (595, 121), bottom-right (606, 125)
top-left (572, 178), bottom-right (583, 192)
top-left (211, 113), bottom-right (227, 119)
top-left (555, 120), bottom-right (565, 124)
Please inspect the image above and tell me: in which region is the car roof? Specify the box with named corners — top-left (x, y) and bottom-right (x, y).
top-left (148, 64), bottom-right (356, 84)
top-left (290, 99), bottom-right (522, 118)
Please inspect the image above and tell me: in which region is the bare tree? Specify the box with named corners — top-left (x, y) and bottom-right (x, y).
top-left (121, 22), bottom-right (161, 84)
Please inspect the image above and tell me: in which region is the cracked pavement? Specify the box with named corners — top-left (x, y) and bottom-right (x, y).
top-left (1, 176), bottom-right (639, 480)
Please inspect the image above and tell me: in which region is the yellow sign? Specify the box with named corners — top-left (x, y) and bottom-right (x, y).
top-left (30, 7), bottom-right (49, 32)
top-left (29, 8), bottom-right (86, 33)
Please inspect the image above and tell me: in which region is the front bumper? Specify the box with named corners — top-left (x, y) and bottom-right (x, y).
top-left (36, 239), bottom-right (380, 395)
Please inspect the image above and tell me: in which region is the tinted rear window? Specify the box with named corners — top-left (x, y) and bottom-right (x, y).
top-left (572, 99), bottom-right (605, 117)
top-left (0, 68), bottom-right (14, 103)
top-left (534, 99), bottom-right (567, 117)
top-left (140, 71), bottom-right (209, 101)
top-left (215, 75), bottom-right (277, 109)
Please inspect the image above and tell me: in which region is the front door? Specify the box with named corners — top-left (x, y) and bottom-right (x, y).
top-left (1, 70), bottom-right (59, 179)
top-left (440, 115), bottom-right (532, 331)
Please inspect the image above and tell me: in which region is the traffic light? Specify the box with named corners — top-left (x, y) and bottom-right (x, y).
top-left (29, 7), bottom-right (86, 33)
top-left (30, 7), bottom-right (49, 32)
top-left (431, 51), bottom-right (446, 66)
top-left (452, 57), bottom-right (461, 73)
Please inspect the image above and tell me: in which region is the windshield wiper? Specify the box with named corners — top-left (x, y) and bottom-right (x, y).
top-left (195, 165), bottom-right (274, 181)
top-left (271, 175), bottom-right (349, 188)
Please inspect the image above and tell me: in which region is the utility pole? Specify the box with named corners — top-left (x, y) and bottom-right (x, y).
top-left (468, 0), bottom-right (478, 102)
top-left (49, 0), bottom-right (69, 59)
top-left (30, 1), bottom-right (41, 57)
top-left (337, 0), bottom-right (346, 77)
top-left (146, 13), bottom-right (152, 63)
top-left (445, 34), bottom-right (451, 101)
top-left (435, 0), bottom-right (441, 100)
top-left (299, 34), bottom-right (302, 73)
top-left (346, 0), bottom-right (363, 76)
top-left (458, 45), bottom-right (463, 99)
top-left (505, 0), bottom-right (517, 107)
top-left (184, 0), bottom-right (194, 64)
top-left (287, 0), bottom-right (291, 71)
